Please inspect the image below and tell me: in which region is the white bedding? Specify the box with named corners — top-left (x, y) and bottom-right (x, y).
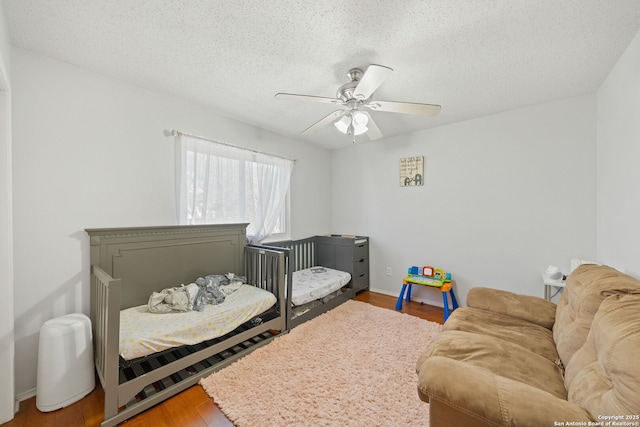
top-left (291, 266), bottom-right (351, 306)
top-left (119, 284), bottom-right (276, 360)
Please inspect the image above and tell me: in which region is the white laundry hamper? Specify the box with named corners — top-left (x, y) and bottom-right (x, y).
top-left (36, 313), bottom-right (95, 412)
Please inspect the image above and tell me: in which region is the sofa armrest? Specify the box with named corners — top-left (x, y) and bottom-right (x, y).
top-left (417, 356), bottom-right (592, 426)
top-left (467, 287), bottom-right (556, 329)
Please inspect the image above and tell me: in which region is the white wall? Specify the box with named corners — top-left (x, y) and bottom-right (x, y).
top-left (596, 28), bottom-right (640, 277)
top-left (331, 95), bottom-right (597, 306)
top-left (0, 1), bottom-right (14, 423)
top-left (11, 26), bottom-right (638, 401)
top-left (11, 48), bottom-right (332, 397)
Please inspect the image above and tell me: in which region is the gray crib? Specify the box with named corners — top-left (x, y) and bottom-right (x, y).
top-left (256, 234), bottom-right (369, 329)
top-left (86, 224), bottom-right (286, 427)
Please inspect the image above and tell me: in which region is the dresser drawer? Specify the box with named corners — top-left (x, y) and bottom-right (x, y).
top-left (352, 271), bottom-right (369, 292)
top-left (354, 258), bottom-right (369, 276)
top-left (354, 242), bottom-right (368, 261)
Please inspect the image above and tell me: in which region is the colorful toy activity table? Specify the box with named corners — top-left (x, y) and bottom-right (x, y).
top-left (395, 268), bottom-right (459, 321)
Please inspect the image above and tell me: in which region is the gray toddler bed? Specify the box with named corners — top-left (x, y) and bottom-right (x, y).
top-left (86, 223), bottom-right (286, 427)
top-left (255, 235), bottom-right (367, 329)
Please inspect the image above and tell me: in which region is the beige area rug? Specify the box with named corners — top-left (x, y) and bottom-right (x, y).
top-left (200, 300), bottom-right (442, 426)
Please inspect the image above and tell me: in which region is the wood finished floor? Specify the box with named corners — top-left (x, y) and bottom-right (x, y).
top-left (6, 291), bottom-right (444, 427)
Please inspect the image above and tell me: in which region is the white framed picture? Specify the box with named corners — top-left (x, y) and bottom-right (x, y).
top-left (400, 156), bottom-right (424, 186)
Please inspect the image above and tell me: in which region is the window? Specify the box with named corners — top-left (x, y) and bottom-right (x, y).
top-left (175, 133), bottom-right (293, 243)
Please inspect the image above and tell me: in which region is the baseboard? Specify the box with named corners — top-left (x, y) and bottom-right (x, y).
top-left (368, 287), bottom-right (444, 308)
top-left (15, 388), bottom-right (36, 403)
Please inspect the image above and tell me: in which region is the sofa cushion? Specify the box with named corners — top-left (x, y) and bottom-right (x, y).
top-left (564, 293), bottom-right (640, 418)
top-left (418, 329), bottom-right (567, 400)
top-left (467, 287), bottom-right (557, 329)
top-left (444, 306), bottom-right (560, 364)
top-left (418, 356), bottom-right (594, 427)
top-left (554, 264), bottom-right (640, 367)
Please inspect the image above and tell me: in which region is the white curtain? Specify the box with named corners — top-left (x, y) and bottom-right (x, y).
top-left (175, 133), bottom-right (293, 243)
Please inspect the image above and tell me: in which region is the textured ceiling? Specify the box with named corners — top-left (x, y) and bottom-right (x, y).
top-left (5, 1), bottom-right (640, 149)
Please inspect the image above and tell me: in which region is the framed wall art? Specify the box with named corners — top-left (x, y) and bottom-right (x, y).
top-left (400, 156), bottom-right (424, 187)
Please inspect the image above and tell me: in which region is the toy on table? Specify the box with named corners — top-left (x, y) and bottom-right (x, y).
top-left (396, 265), bottom-right (458, 321)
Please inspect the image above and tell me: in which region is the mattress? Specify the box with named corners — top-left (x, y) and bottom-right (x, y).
top-left (291, 266), bottom-right (351, 306)
top-left (119, 284), bottom-right (276, 360)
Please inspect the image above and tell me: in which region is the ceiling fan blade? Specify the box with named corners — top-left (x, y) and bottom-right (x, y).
top-left (353, 64), bottom-right (393, 100)
top-left (275, 93), bottom-right (343, 105)
top-left (365, 100), bottom-right (441, 116)
top-left (361, 112), bottom-right (383, 140)
top-left (301, 110), bottom-right (344, 135)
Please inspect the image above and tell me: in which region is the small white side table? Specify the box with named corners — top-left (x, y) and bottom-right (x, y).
top-left (542, 274), bottom-right (566, 301)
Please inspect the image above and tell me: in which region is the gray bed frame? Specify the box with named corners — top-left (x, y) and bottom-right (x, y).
top-left (255, 236), bottom-right (356, 330)
top-left (86, 224), bottom-right (286, 427)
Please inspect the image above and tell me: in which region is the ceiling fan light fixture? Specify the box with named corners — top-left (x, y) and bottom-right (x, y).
top-left (334, 115), bottom-right (351, 134)
top-left (352, 111), bottom-right (368, 135)
top-left (335, 112), bottom-right (368, 135)
top-left (353, 124), bottom-right (368, 135)
top-left (352, 111), bottom-right (368, 126)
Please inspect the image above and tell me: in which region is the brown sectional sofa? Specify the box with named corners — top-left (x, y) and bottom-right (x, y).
top-left (416, 264), bottom-right (640, 427)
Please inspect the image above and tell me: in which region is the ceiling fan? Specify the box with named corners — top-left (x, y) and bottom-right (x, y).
top-left (275, 64), bottom-right (441, 141)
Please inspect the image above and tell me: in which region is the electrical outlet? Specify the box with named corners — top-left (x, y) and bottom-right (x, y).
top-left (386, 267), bottom-right (392, 276)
